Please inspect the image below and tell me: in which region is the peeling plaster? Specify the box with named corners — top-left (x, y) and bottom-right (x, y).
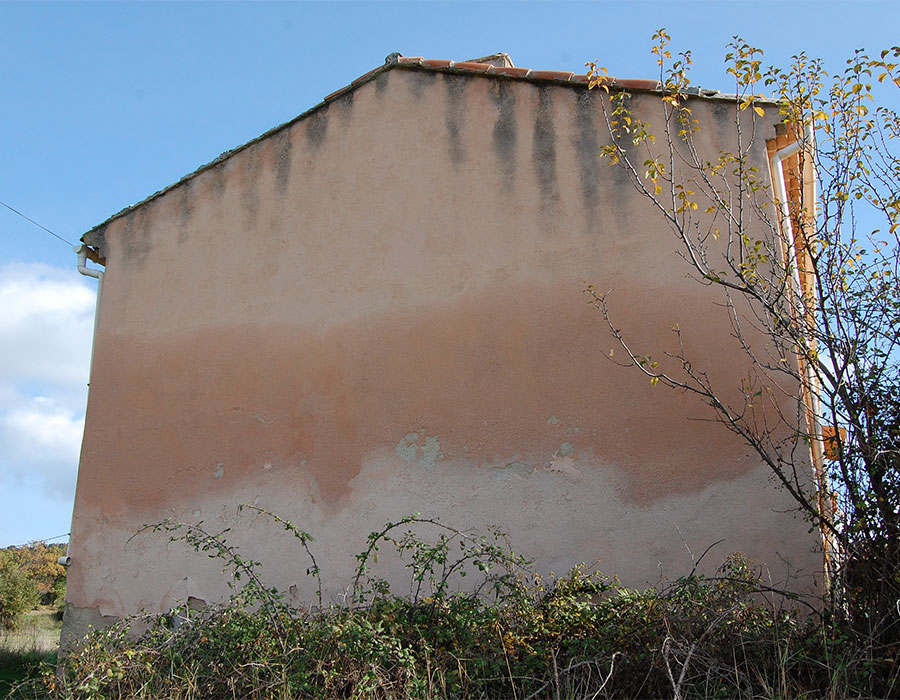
top-left (420, 436), bottom-right (443, 469)
top-left (60, 604), bottom-right (121, 655)
top-left (489, 461), bottom-right (535, 481)
top-left (549, 444), bottom-right (581, 477)
top-left (394, 432), bottom-right (443, 469)
top-left (395, 432), bottom-right (419, 462)
top-left (161, 576), bottom-right (208, 612)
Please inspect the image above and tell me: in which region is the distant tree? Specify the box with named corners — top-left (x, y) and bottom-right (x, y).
top-left (0, 542), bottom-right (67, 626)
top-left (587, 31), bottom-right (900, 647)
top-left (7, 542), bottom-right (67, 601)
top-left (0, 556), bottom-right (40, 630)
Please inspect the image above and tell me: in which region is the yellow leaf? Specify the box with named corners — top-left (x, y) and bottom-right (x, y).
top-left (753, 106), bottom-right (764, 117)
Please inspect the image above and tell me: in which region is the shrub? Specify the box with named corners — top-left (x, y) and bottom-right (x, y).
top-left (0, 559), bottom-right (40, 631)
top-left (32, 511), bottom-right (899, 699)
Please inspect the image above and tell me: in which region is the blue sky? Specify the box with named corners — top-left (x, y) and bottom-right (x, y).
top-left (1, 0), bottom-right (897, 548)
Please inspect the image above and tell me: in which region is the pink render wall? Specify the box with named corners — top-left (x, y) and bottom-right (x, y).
top-left (63, 68), bottom-right (821, 643)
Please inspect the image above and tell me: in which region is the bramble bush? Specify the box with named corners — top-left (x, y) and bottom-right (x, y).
top-left (11, 508), bottom-right (896, 700)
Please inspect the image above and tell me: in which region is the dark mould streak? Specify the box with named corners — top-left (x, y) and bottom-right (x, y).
top-left (406, 70), bottom-right (433, 100)
top-left (335, 89), bottom-right (355, 117)
top-left (443, 74), bottom-right (467, 165)
top-left (305, 110), bottom-right (329, 149)
top-left (177, 179), bottom-right (193, 244)
top-left (274, 129), bottom-right (293, 196)
top-left (241, 145), bottom-right (262, 231)
top-left (210, 163), bottom-right (227, 199)
top-left (573, 91), bottom-right (600, 220)
top-left (121, 210), bottom-right (149, 269)
top-left (375, 71), bottom-right (390, 97)
top-left (532, 87), bottom-right (558, 204)
top-left (491, 81), bottom-right (517, 181)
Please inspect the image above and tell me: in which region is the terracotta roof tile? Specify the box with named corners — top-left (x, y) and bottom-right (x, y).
top-left (529, 70), bottom-right (575, 82)
top-left (486, 66), bottom-right (532, 78)
top-left (447, 61), bottom-right (493, 73)
top-left (616, 79), bottom-right (662, 91)
top-left (357, 53), bottom-right (660, 96)
top-left (323, 85), bottom-right (353, 102)
top-left (467, 53), bottom-right (514, 68)
top-left (351, 66), bottom-right (383, 86)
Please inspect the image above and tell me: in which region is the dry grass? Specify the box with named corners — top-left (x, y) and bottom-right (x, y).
top-left (1, 609), bottom-right (61, 654)
top-left (0, 608), bottom-right (61, 697)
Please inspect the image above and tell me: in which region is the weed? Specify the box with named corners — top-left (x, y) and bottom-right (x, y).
top-left (1, 608), bottom-right (62, 698)
top-left (28, 511), bottom-right (900, 699)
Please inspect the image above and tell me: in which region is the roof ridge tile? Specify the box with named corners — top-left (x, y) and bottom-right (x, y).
top-left (448, 61), bottom-right (493, 73)
top-left (529, 70), bottom-right (575, 82)
top-left (486, 66), bottom-right (531, 78)
top-left (351, 66), bottom-right (384, 86)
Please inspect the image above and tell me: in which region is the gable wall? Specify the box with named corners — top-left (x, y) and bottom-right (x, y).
top-left (64, 69), bottom-right (820, 640)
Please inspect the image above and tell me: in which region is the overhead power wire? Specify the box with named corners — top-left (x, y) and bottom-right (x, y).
top-left (0, 199), bottom-right (75, 247)
top-left (4, 533), bottom-right (71, 548)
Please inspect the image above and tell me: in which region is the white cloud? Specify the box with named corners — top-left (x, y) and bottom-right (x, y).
top-left (0, 262), bottom-right (95, 396)
top-left (0, 262), bottom-right (95, 526)
top-left (0, 395), bottom-right (85, 498)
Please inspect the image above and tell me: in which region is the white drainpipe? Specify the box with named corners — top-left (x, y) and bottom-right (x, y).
top-left (770, 129), bottom-right (829, 522)
top-left (74, 244), bottom-right (104, 380)
top-left (67, 244), bottom-right (105, 570)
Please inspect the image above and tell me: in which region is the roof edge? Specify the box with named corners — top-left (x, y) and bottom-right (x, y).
top-left (81, 55), bottom-right (776, 243)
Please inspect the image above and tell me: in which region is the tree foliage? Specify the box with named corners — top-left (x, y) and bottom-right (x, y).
top-left (2, 543), bottom-right (67, 598)
top-left (587, 31), bottom-right (900, 649)
top-left (0, 543), bottom-right (67, 628)
top-left (0, 557), bottom-right (40, 631)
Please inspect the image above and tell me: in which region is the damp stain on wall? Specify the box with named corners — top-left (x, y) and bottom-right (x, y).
top-left (491, 81), bottom-right (517, 182)
top-left (443, 74), bottom-right (467, 166)
top-left (305, 109), bottom-right (329, 149)
top-left (572, 90), bottom-right (600, 222)
top-left (79, 278), bottom-right (754, 520)
top-left (532, 86), bottom-right (559, 205)
top-left (274, 128), bottom-right (293, 196)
